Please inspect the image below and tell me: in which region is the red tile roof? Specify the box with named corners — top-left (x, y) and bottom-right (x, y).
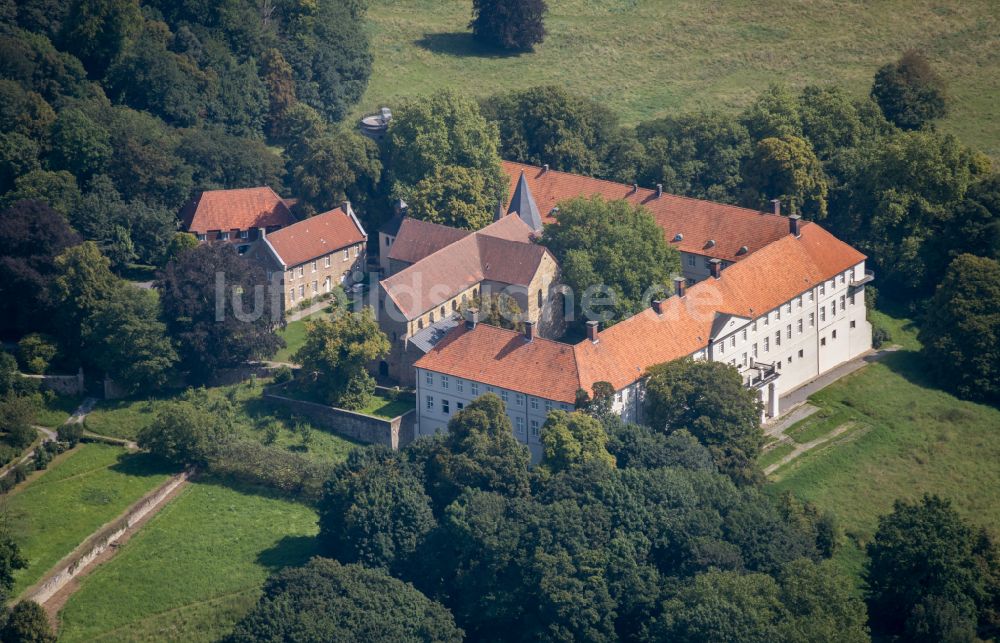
top-left (181, 187), bottom-right (297, 234)
top-left (380, 216), bottom-right (549, 320)
top-left (264, 205), bottom-right (365, 268)
top-left (502, 161), bottom-right (790, 262)
top-left (387, 218), bottom-right (471, 266)
top-left (416, 222), bottom-right (867, 399)
top-left (416, 323), bottom-right (582, 404)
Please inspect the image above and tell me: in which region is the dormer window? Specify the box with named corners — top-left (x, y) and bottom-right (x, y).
top-left (240, 230), bottom-right (249, 239)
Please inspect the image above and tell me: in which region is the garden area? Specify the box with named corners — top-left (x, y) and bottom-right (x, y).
top-left (2, 443), bottom-right (176, 597)
top-left (84, 379), bottom-right (360, 463)
top-left (56, 477), bottom-right (320, 642)
top-left (767, 310), bottom-right (1000, 581)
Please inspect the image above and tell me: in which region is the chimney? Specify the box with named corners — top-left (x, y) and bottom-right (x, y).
top-left (656, 184), bottom-right (663, 198)
top-left (674, 276), bottom-right (686, 298)
top-left (709, 258), bottom-right (722, 279)
top-left (632, 183), bottom-right (639, 193)
top-left (465, 307), bottom-right (479, 330)
top-left (771, 199), bottom-right (781, 216)
top-left (789, 213), bottom-right (802, 237)
top-left (258, 226), bottom-right (266, 239)
top-left (586, 320), bottom-right (599, 343)
top-left (652, 299), bottom-right (664, 314)
top-left (342, 200), bottom-right (351, 213)
top-left (523, 320), bottom-right (535, 342)
top-left (542, 163), bottom-right (549, 173)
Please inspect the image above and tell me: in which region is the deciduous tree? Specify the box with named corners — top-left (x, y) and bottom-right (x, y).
top-left (540, 410), bottom-right (615, 472)
top-left (644, 359), bottom-right (763, 485)
top-left (226, 558), bottom-right (462, 643)
top-left (742, 135), bottom-right (828, 219)
top-left (919, 254), bottom-right (1000, 403)
top-left (0, 601), bottom-right (56, 643)
top-left (469, 0), bottom-right (547, 51)
top-left (540, 196), bottom-right (680, 325)
top-left (293, 309), bottom-right (389, 410)
top-left (871, 50), bottom-right (948, 130)
top-left (158, 243), bottom-right (284, 383)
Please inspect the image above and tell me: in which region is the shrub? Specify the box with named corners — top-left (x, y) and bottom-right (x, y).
top-left (57, 422), bottom-right (84, 447)
top-left (272, 366), bottom-right (293, 384)
top-left (16, 333), bottom-right (58, 374)
top-left (210, 440), bottom-right (327, 502)
top-left (872, 325), bottom-right (892, 349)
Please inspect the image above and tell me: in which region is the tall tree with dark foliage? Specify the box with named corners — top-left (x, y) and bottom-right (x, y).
top-left (158, 244), bottom-right (283, 383)
top-left (469, 0), bottom-right (548, 51)
top-left (871, 50), bottom-right (948, 130)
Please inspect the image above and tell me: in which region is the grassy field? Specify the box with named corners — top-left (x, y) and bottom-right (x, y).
top-left (359, 0), bottom-right (1000, 157)
top-left (1, 444), bottom-right (175, 596)
top-left (274, 307), bottom-right (335, 363)
top-left (768, 311), bottom-right (1000, 580)
top-left (34, 393), bottom-right (80, 428)
top-left (85, 380), bottom-right (359, 463)
top-left (56, 478), bottom-right (319, 643)
top-left (279, 384), bottom-right (414, 420)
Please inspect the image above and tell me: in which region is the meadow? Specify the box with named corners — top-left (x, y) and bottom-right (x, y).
top-left (56, 478), bottom-right (319, 642)
top-left (359, 0), bottom-right (1000, 157)
top-left (1, 444), bottom-right (175, 596)
top-left (768, 311), bottom-right (1000, 580)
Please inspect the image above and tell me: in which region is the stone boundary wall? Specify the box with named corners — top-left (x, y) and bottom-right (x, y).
top-left (21, 370), bottom-right (85, 396)
top-left (21, 468), bottom-right (193, 605)
top-left (264, 386), bottom-right (415, 449)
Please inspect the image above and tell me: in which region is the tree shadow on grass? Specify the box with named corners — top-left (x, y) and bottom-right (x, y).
top-left (414, 32), bottom-right (524, 59)
top-left (257, 535), bottom-right (318, 572)
top-left (110, 451), bottom-right (180, 477)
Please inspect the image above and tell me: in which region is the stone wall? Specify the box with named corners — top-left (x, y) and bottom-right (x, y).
top-left (22, 468), bottom-right (192, 605)
top-left (20, 369), bottom-right (85, 396)
top-left (264, 385), bottom-right (415, 449)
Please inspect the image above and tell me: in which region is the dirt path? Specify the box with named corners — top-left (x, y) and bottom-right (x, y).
top-left (40, 477), bottom-right (192, 629)
top-left (0, 397), bottom-right (98, 481)
top-left (764, 422), bottom-right (855, 475)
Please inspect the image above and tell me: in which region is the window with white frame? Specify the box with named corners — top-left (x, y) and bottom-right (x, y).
top-left (456, 379), bottom-right (464, 393)
top-left (530, 420), bottom-right (539, 437)
top-left (501, 390), bottom-right (508, 403)
top-left (820, 307), bottom-right (826, 322)
top-left (325, 256), bottom-right (331, 268)
top-left (560, 403), bottom-right (570, 410)
top-left (687, 255), bottom-right (696, 267)
top-left (742, 352), bottom-right (748, 366)
top-left (840, 295), bottom-right (846, 311)
top-left (545, 400), bottom-right (553, 412)
top-left (297, 267), bottom-right (304, 278)
top-left (717, 341), bottom-right (724, 355)
top-left (742, 329), bottom-right (747, 341)
top-left (298, 285), bottom-right (304, 297)
top-left (515, 416), bottom-right (524, 433)
top-left (425, 395), bottom-right (434, 410)
top-left (808, 290), bottom-right (814, 301)
top-left (311, 260), bottom-right (317, 272)
top-left (442, 399), bottom-right (450, 414)
top-left (730, 335), bottom-right (736, 348)
top-left (197, 234), bottom-right (206, 241)
top-left (786, 324), bottom-right (791, 339)
top-left (775, 330), bottom-right (781, 347)
top-left (441, 375), bottom-right (449, 389)
top-left (289, 288), bottom-right (295, 302)
top-left (819, 283), bottom-right (825, 296)
top-left (425, 371), bottom-right (433, 386)
top-left (312, 280), bottom-right (318, 293)
top-left (516, 394), bottom-right (524, 407)
top-left (530, 397), bottom-right (538, 410)
top-left (753, 343), bottom-right (758, 357)
top-left (764, 337), bottom-right (769, 352)
top-left (240, 230), bottom-right (248, 239)
top-left (797, 319), bottom-right (803, 333)
top-left (343, 249), bottom-right (349, 260)
top-left (471, 382), bottom-right (479, 396)
top-left (457, 401), bottom-right (464, 410)
top-left (809, 312), bottom-right (815, 327)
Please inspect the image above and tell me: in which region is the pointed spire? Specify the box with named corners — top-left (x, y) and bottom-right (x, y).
top-left (507, 169), bottom-right (542, 231)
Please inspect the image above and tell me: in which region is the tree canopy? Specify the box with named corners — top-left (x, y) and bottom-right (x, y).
top-left (227, 558), bottom-right (463, 643)
top-left (865, 494), bottom-right (1000, 640)
top-left (293, 309), bottom-right (390, 410)
top-left (644, 359), bottom-right (764, 485)
top-left (540, 196), bottom-right (680, 326)
top-left (469, 0), bottom-right (548, 52)
top-left (919, 254), bottom-right (1000, 403)
top-left (871, 50), bottom-right (948, 130)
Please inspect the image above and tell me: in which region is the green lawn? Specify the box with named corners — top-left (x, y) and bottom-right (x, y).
top-left (33, 393), bottom-right (81, 428)
top-left (2, 444), bottom-right (176, 596)
top-left (85, 380), bottom-right (360, 463)
top-left (274, 307), bottom-right (335, 364)
top-left (769, 311), bottom-right (1000, 581)
top-left (56, 478), bottom-right (319, 643)
top-left (359, 0), bottom-right (1000, 158)
top-left (279, 384), bottom-right (414, 420)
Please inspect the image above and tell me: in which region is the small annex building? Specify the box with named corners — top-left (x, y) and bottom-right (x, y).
top-left (180, 186), bottom-right (298, 253)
